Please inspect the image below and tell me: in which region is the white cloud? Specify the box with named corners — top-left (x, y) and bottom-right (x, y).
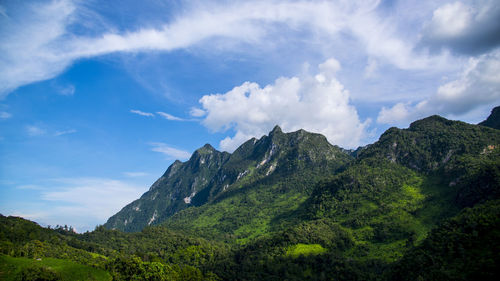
top-left (377, 102), bottom-right (413, 125)
top-left (156, 111), bottom-right (184, 121)
top-left (130, 110), bottom-right (185, 120)
top-left (377, 50), bottom-right (500, 125)
top-left (149, 142), bottom-right (191, 160)
top-left (0, 0), bottom-right (76, 97)
top-left (199, 58), bottom-right (370, 151)
top-left (420, 0), bottom-right (500, 54)
top-left (428, 2), bottom-right (472, 38)
top-left (130, 109), bottom-right (154, 117)
top-left (0, 0), bottom-right (450, 98)
top-left (26, 125), bottom-right (46, 136)
top-left (0, 111), bottom-right (11, 119)
top-left (38, 177), bottom-right (146, 231)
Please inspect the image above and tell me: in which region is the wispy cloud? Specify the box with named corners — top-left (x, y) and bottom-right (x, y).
top-left (26, 125), bottom-right (77, 137)
top-left (0, 5), bottom-right (7, 18)
top-left (156, 111), bottom-right (184, 121)
top-left (149, 142), bottom-right (191, 160)
top-left (0, 111), bottom-right (11, 119)
top-left (130, 110), bottom-right (185, 120)
top-left (0, 0), bottom-right (452, 98)
top-left (54, 129), bottom-right (77, 136)
top-left (130, 109), bottom-right (154, 117)
top-left (16, 184), bottom-right (44, 190)
top-left (190, 107), bottom-right (206, 117)
top-left (56, 84), bottom-right (75, 96)
top-left (26, 125), bottom-right (46, 136)
top-left (123, 171), bottom-right (149, 177)
top-left (0, 0), bottom-right (76, 97)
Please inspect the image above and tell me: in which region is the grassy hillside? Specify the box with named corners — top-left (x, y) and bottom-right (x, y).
top-left (0, 255), bottom-right (111, 281)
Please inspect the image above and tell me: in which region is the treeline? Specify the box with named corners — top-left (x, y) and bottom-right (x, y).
top-left (1, 194), bottom-right (500, 280)
top-left (0, 215), bottom-right (224, 280)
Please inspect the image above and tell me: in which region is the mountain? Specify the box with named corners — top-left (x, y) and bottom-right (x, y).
top-left (297, 115), bottom-right (500, 263)
top-left (105, 126), bottom-right (352, 233)
top-left (3, 110), bottom-right (499, 280)
top-left (159, 114), bottom-right (498, 279)
top-left (479, 105), bottom-right (500, 129)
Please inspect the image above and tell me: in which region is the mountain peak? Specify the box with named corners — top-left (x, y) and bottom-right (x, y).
top-left (270, 125), bottom-right (283, 135)
top-left (195, 143), bottom-right (217, 154)
top-left (408, 115), bottom-right (452, 130)
top-left (271, 125), bottom-right (283, 133)
top-left (202, 143), bottom-right (215, 150)
top-left (479, 106), bottom-right (500, 130)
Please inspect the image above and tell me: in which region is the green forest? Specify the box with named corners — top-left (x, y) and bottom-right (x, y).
top-left (1, 109), bottom-right (499, 280)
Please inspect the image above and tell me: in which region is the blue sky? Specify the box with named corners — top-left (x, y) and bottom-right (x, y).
top-left (1, 0), bottom-right (499, 232)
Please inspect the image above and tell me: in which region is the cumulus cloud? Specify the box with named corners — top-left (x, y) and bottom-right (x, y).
top-left (156, 112), bottom-right (184, 121)
top-left (149, 142), bottom-right (191, 160)
top-left (420, 0), bottom-right (500, 55)
top-left (0, 0), bottom-right (448, 98)
top-left (130, 109), bottom-right (154, 117)
top-left (198, 58), bottom-right (370, 151)
top-left (377, 50), bottom-right (500, 125)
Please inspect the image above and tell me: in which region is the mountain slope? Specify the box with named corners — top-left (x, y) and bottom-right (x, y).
top-left (105, 144), bottom-right (230, 232)
top-left (388, 199), bottom-right (500, 281)
top-left (354, 115), bottom-right (500, 207)
top-left (301, 115), bottom-right (500, 261)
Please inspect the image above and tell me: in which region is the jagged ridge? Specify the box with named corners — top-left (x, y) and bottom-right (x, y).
top-left (105, 126), bottom-right (351, 232)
